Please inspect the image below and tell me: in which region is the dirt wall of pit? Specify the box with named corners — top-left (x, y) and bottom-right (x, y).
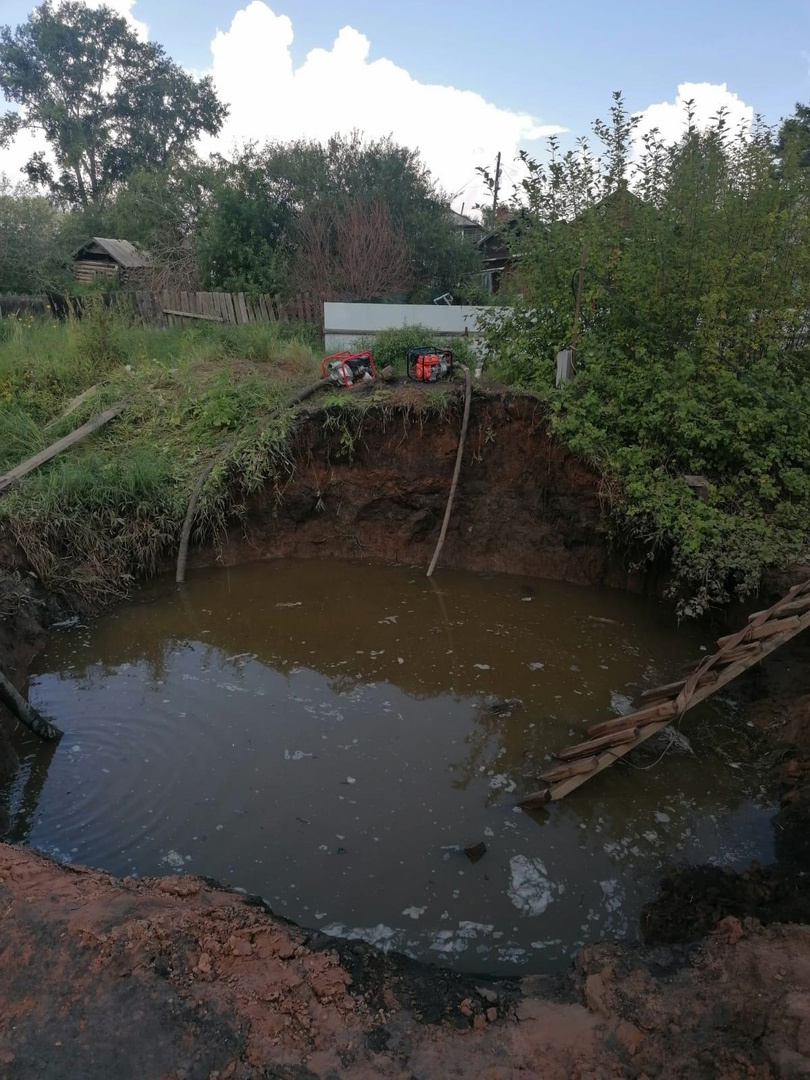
top-left (191, 389), bottom-right (649, 589)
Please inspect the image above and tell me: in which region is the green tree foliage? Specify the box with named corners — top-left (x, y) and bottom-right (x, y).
top-left (0, 176), bottom-right (66, 292)
top-left (197, 133), bottom-right (482, 300)
top-left (484, 93), bottom-right (810, 613)
top-left (777, 102), bottom-right (810, 169)
top-left (0, 0), bottom-right (226, 207)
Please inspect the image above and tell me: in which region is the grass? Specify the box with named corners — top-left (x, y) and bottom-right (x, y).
top-left (0, 305), bottom-right (326, 607)
top-left (0, 305), bottom-right (463, 611)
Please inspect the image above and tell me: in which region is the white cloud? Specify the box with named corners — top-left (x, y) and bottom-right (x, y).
top-left (205, 2), bottom-right (563, 212)
top-left (633, 82), bottom-right (754, 149)
top-left (0, 124), bottom-right (42, 188)
top-left (2, 2), bottom-right (757, 221)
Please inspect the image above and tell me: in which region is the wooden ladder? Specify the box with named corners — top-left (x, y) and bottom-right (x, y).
top-left (518, 578), bottom-right (810, 810)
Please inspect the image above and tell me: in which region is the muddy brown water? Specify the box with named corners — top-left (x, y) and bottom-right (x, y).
top-left (4, 560), bottom-right (776, 974)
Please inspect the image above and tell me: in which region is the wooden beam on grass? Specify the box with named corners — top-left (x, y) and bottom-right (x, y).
top-left (0, 400), bottom-right (127, 495)
top-left (44, 384), bottom-right (100, 431)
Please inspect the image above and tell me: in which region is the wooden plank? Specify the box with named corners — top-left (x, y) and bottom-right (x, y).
top-left (587, 700), bottom-right (679, 740)
top-left (162, 308), bottom-right (223, 323)
top-left (715, 642), bottom-right (764, 665)
top-left (556, 727), bottom-right (640, 762)
top-left (222, 292), bottom-right (238, 324)
top-left (539, 756), bottom-right (599, 784)
top-left (747, 596), bottom-right (810, 622)
top-left (0, 401), bottom-right (127, 495)
top-left (639, 670), bottom-right (718, 704)
top-left (716, 616), bottom-right (799, 648)
top-left (536, 607), bottom-right (810, 803)
top-left (237, 292), bottom-right (250, 324)
top-left (519, 788), bottom-right (551, 810)
top-left (44, 384), bottom-right (99, 430)
top-left (681, 642), bottom-right (761, 672)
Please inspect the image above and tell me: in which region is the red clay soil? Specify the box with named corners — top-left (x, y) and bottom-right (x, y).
top-left (1, 842), bottom-right (809, 1080)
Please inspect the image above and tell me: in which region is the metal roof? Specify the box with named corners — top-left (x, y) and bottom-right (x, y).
top-left (72, 237), bottom-right (153, 268)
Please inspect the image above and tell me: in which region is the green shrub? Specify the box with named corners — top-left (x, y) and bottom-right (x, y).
top-left (357, 323), bottom-right (475, 375)
top-left (482, 93), bottom-right (810, 613)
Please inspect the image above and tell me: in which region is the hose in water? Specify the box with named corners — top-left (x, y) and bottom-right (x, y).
top-left (0, 666), bottom-right (62, 740)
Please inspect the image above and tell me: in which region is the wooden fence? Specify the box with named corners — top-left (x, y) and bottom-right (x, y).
top-left (0, 290), bottom-right (322, 329)
top-left (131, 291), bottom-right (321, 330)
top-left (0, 295), bottom-right (52, 318)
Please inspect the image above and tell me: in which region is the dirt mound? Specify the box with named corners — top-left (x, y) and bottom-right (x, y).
top-left (1, 845), bottom-right (810, 1079)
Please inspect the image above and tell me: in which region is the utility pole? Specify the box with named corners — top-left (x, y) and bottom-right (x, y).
top-left (491, 151), bottom-right (501, 228)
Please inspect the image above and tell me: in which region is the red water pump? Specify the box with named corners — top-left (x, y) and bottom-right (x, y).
top-left (406, 347), bottom-right (455, 383)
top-left (321, 351), bottom-right (377, 387)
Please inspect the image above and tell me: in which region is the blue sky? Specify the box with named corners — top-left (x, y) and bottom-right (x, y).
top-left (4, 0), bottom-right (808, 128)
top-left (167, 0), bottom-right (804, 131)
top-left (2, 0), bottom-right (810, 208)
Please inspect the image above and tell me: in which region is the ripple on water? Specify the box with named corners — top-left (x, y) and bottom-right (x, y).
top-left (7, 559), bottom-right (778, 975)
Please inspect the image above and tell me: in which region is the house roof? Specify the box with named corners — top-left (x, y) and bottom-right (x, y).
top-left (447, 210), bottom-right (482, 230)
top-left (72, 237), bottom-right (153, 268)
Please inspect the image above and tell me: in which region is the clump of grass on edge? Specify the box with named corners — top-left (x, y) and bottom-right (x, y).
top-left (0, 308), bottom-right (324, 608)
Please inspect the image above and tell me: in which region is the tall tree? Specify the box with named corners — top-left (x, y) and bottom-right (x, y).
top-left (0, 0), bottom-right (227, 207)
top-left (290, 195), bottom-right (414, 301)
top-left (197, 133), bottom-right (482, 300)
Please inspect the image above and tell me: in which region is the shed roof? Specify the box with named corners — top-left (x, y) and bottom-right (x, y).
top-left (72, 237), bottom-right (153, 269)
top-left (447, 210), bottom-right (482, 230)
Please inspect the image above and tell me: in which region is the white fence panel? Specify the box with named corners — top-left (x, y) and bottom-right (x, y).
top-left (323, 302), bottom-right (503, 356)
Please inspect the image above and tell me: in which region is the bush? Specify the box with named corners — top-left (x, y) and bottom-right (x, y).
top-left (483, 93), bottom-right (810, 613)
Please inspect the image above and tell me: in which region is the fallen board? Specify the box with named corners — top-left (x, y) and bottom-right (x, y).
top-left (518, 578), bottom-right (810, 808)
top-left (0, 400), bottom-right (127, 495)
top-left (44, 384), bottom-right (100, 431)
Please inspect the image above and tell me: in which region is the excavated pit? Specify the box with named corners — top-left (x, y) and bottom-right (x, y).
top-left (1, 390), bottom-right (810, 1077)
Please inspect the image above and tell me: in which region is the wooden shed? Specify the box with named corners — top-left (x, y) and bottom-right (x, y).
top-left (72, 237), bottom-right (153, 285)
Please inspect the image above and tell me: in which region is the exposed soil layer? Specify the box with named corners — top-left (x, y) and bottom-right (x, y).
top-left (1, 844), bottom-right (810, 1079)
top-left (191, 389), bottom-right (645, 589)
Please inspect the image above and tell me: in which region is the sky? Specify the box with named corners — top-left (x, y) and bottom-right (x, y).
top-left (1, 0), bottom-right (809, 213)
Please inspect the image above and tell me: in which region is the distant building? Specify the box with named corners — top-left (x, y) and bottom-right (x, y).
top-left (72, 237), bottom-right (153, 285)
top-left (476, 188), bottom-right (644, 294)
top-left (477, 213), bottom-right (529, 294)
top-left (447, 210), bottom-right (485, 246)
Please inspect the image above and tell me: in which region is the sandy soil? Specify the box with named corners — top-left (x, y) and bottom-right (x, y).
top-left (1, 842), bottom-right (809, 1080)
